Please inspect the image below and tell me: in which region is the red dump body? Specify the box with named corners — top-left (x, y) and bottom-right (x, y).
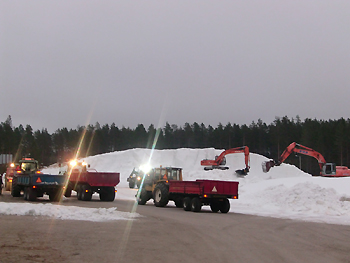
top-left (69, 170), bottom-right (120, 187)
top-left (168, 179), bottom-right (239, 198)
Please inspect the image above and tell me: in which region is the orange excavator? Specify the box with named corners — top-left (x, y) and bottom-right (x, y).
top-left (262, 142), bottom-right (350, 177)
top-left (201, 146), bottom-right (250, 176)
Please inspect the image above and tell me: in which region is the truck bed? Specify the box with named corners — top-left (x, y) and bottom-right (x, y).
top-left (69, 170), bottom-right (120, 187)
top-left (168, 179), bottom-right (239, 198)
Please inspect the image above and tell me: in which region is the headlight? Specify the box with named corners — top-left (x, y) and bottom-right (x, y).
top-left (139, 164), bottom-right (152, 174)
top-left (137, 176), bottom-right (141, 181)
top-left (70, 160), bottom-right (77, 167)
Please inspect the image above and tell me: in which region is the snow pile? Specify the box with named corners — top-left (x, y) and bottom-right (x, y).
top-left (0, 202), bottom-right (140, 222)
top-left (2, 148), bottom-right (350, 225)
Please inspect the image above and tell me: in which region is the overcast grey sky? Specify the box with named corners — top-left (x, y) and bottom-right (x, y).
top-left (1, 1), bottom-right (350, 133)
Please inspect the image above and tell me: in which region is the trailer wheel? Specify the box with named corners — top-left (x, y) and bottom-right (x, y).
top-left (153, 183), bottom-right (169, 207)
top-left (210, 201), bottom-right (220, 213)
top-left (219, 199), bottom-right (230, 213)
top-left (27, 187), bottom-right (37, 201)
top-left (100, 187), bottom-right (115, 201)
top-left (49, 189), bottom-right (62, 202)
top-left (81, 185), bottom-right (92, 201)
top-left (183, 197), bottom-right (191, 211)
top-left (11, 178), bottom-right (21, 197)
top-left (191, 197), bottom-right (202, 212)
top-left (64, 184), bottom-right (72, 197)
top-left (77, 186), bottom-right (82, 200)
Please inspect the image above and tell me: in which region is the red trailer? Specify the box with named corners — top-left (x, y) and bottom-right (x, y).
top-left (65, 161), bottom-right (120, 201)
top-left (166, 180), bottom-right (239, 213)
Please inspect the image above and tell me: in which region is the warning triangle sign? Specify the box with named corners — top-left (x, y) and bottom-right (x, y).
top-left (36, 177), bottom-right (42, 183)
top-left (212, 186), bottom-right (217, 192)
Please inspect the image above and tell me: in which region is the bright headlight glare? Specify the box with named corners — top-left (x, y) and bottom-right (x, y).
top-left (82, 161), bottom-right (87, 166)
top-left (70, 160), bottom-right (77, 167)
top-left (139, 164), bottom-right (152, 173)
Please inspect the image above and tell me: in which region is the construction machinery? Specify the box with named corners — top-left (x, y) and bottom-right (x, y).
top-left (262, 142), bottom-right (350, 177)
top-left (127, 167), bottom-right (144, 188)
top-left (137, 166), bottom-right (239, 213)
top-left (200, 146), bottom-right (250, 176)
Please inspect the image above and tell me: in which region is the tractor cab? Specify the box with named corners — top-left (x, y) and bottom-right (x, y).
top-left (16, 158), bottom-right (39, 174)
top-left (142, 166), bottom-right (183, 191)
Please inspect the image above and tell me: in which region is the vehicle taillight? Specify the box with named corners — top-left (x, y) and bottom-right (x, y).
top-left (36, 171), bottom-right (41, 174)
top-left (233, 196), bottom-right (237, 199)
top-left (9, 179), bottom-right (12, 183)
top-left (204, 194), bottom-right (208, 198)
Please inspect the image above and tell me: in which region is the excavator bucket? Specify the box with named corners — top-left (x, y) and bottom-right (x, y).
top-left (235, 168), bottom-right (249, 176)
top-left (262, 160), bottom-right (275, 173)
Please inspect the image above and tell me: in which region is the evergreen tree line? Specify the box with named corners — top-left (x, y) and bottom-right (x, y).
top-left (1, 115), bottom-right (350, 175)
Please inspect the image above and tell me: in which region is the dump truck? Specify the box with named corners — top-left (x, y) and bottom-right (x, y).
top-left (137, 166), bottom-right (239, 213)
top-left (64, 160), bottom-right (120, 201)
top-left (11, 158), bottom-right (67, 201)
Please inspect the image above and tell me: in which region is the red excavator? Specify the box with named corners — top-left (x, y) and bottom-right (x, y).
top-left (262, 142), bottom-right (350, 177)
top-left (201, 146), bottom-right (250, 176)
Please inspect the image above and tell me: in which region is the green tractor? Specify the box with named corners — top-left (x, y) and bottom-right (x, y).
top-left (127, 168), bottom-right (144, 188)
top-left (136, 166), bottom-right (183, 207)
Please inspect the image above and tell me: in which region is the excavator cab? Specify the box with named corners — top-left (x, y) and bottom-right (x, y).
top-left (322, 163), bottom-right (336, 176)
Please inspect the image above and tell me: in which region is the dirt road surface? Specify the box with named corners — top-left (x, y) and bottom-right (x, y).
top-left (1, 190), bottom-right (350, 263)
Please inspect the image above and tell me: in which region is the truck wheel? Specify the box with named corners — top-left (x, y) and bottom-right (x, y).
top-left (183, 197), bottom-right (191, 211)
top-left (81, 185), bottom-right (92, 201)
top-left (191, 197), bottom-right (202, 212)
top-left (27, 187), bottom-right (37, 201)
top-left (153, 183), bottom-right (169, 207)
top-left (210, 201), bottom-right (220, 213)
top-left (219, 199), bottom-right (230, 213)
top-left (11, 178), bottom-right (21, 197)
top-left (129, 180), bottom-right (135, 189)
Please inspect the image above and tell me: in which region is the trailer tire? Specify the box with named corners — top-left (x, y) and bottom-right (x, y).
top-left (219, 198), bottom-right (230, 213)
top-left (100, 187), bottom-right (115, 201)
top-left (64, 185), bottom-right (72, 197)
top-left (183, 197), bottom-right (191, 211)
top-left (77, 186), bottom-right (82, 200)
top-left (49, 189), bottom-right (62, 202)
top-left (11, 178), bottom-right (21, 197)
top-left (191, 197), bottom-right (202, 212)
top-left (210, 201), bottom-right (220, 213)
top-left (153, 183), bottom-right (169, 207)
top-left (81, 185), bottom-right (92, 201)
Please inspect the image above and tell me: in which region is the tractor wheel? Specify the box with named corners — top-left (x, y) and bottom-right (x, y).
top-left (11, 178), bottom-right (21, 197)
top-left (183, 197), bottom-right (192, 211)
top-left (136, 180), bottom-right (142, 188)
top-left (191, 197), bottom-right (202, 212)
top-left (129, 180), bottom-right (135, 189)
top-left (219, 198), bottom-right (230, 213)
top-left (100, 187), bottom-right (115, 201)
top-left (210, 201), bottom-right (220, 213)
top-left (153, 183), bottom-right (169, 207)
top-left (81, 185), bottom-right (92, 201)
top-left (138, 188), bottom-right (151, 205)
top-left (27, 187), bottom-right (37, 201)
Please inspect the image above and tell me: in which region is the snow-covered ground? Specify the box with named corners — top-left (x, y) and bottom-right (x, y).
top-left (2, 148), bottom-right (350, 225)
